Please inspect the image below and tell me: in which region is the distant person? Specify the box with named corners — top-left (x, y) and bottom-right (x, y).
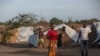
top-left (47, 23), bottom-right (58, 56)
top-left (88, 21), bottom-right (97, 46)
top-left (57, 26), bottom-right (65, 48)
top-left (77, 21), bottom-right (91, 56)
top-left (28, 29), bottom-right (39, 48)
top-left (92, 22), bottom-right (100, 46)
top-left (38, 27), bottom-right (44, 49)
top-left (57, 32), bottom-right (63, 48)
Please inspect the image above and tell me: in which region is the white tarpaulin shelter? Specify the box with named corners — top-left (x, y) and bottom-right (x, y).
top-left (44, 24), bottom-right (79, 42)
top-left (17, 26), bottom-right (34, 43)
top-left (93, 22), bottom-right (100, 44)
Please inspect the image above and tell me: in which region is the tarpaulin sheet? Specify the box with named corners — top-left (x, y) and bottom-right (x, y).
top-left (17, 27), bottom-right (34, 42)
top-left (44, 24), bottom-right (79, 42)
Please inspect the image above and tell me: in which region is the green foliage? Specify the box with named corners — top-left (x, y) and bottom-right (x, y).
top-left (66, 18), bottom-right (100, 24)
top-left (0, 13), bottom-right (38, 44)
top-left (49, 17), bottom-right (64, 25)
top-left (5, 13), bottom-right (38, 29)
top-left (89, 18), bottom-right (99, 22)
top-left (66, 19), bottom-right (76, 24)
top-left (75, 20), bottom-right (80, 24)
top-left (0, 22), bottom-right (5, 25)
top-left (1, 31), bottom-right (13, 44)
top-left (64, 21), bottom-right (67, 24)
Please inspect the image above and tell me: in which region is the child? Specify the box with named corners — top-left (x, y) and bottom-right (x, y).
top-left (38, 27), bottom-right (44, 49)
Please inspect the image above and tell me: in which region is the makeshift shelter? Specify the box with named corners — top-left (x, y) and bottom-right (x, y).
top-left (16, 24), bottom-right (79, 47)
top-left (43, 24), bottom-right (79, 47)
top-left (17, 26), bottom-right (34, 43)
top-left (7, 28), bottom-right (18, 44)
top-left (16, 23), bottom-right (100, 47)
top-left (88, 23), bottom-right (98, 45)
top-left (0, 25), bottom-right (6, 43)
top-left (33, 21), bottom-right (49, 31)
top-left (93, 22), bottom-right (100, 45)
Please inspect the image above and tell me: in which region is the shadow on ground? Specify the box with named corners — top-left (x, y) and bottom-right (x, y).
top-left (0, 49), bottom-right (75, 56)
top-left (0, 43), bottom-right (29, 48)
top-left (0, 49), bottom-right (47, 56)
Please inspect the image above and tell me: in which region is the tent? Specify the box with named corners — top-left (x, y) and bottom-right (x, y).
top-left (43, 24), bottom-right (79, 47)
top-left (17, 26), bottom-right (34, 43)
top-left (44, 24), bottom-right (79, 42)
top-left (16, 22), bottom-right (100, 47)
top-left (93, 22), bottom-right (100, 45)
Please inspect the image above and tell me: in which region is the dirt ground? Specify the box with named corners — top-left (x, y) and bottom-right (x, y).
top-left (0, 44), bottom-right (100, 56)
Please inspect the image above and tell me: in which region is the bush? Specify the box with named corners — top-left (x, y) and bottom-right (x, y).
top-left (1, 31), bottom-right (13, 44)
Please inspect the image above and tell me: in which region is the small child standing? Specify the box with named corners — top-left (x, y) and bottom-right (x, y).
top-left (38, 27), bottom-right (44, 49)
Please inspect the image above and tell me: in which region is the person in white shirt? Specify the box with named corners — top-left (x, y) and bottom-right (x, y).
top-left (77, 21), bottom-right (91, 56)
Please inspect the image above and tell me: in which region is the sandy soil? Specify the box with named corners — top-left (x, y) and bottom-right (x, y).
top-left (0, 44), bottom-right (100, 56)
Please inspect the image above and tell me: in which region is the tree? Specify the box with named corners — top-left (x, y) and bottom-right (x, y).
top-left (49, 17), bottom-right (64, 25)
top-left (89, 18), bottom-right (99, 22)
top-left (5, 13), bottom-right (38, 29)
top-left (0, 22), bottom-right (4, 25)
top-left (75, 20), bottom-right (80, 24)
top-left (67, 19), bottom-right (73, 24)
top-left (64, 21), bottom-right (67, 24)
top-left (1, 30), bottom-right (13, 44)
top-left (1, 13), bottom-right (38, 44)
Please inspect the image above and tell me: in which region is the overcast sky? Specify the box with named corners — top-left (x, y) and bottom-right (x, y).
top-left (0, 0), bottom-right (100, 22)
